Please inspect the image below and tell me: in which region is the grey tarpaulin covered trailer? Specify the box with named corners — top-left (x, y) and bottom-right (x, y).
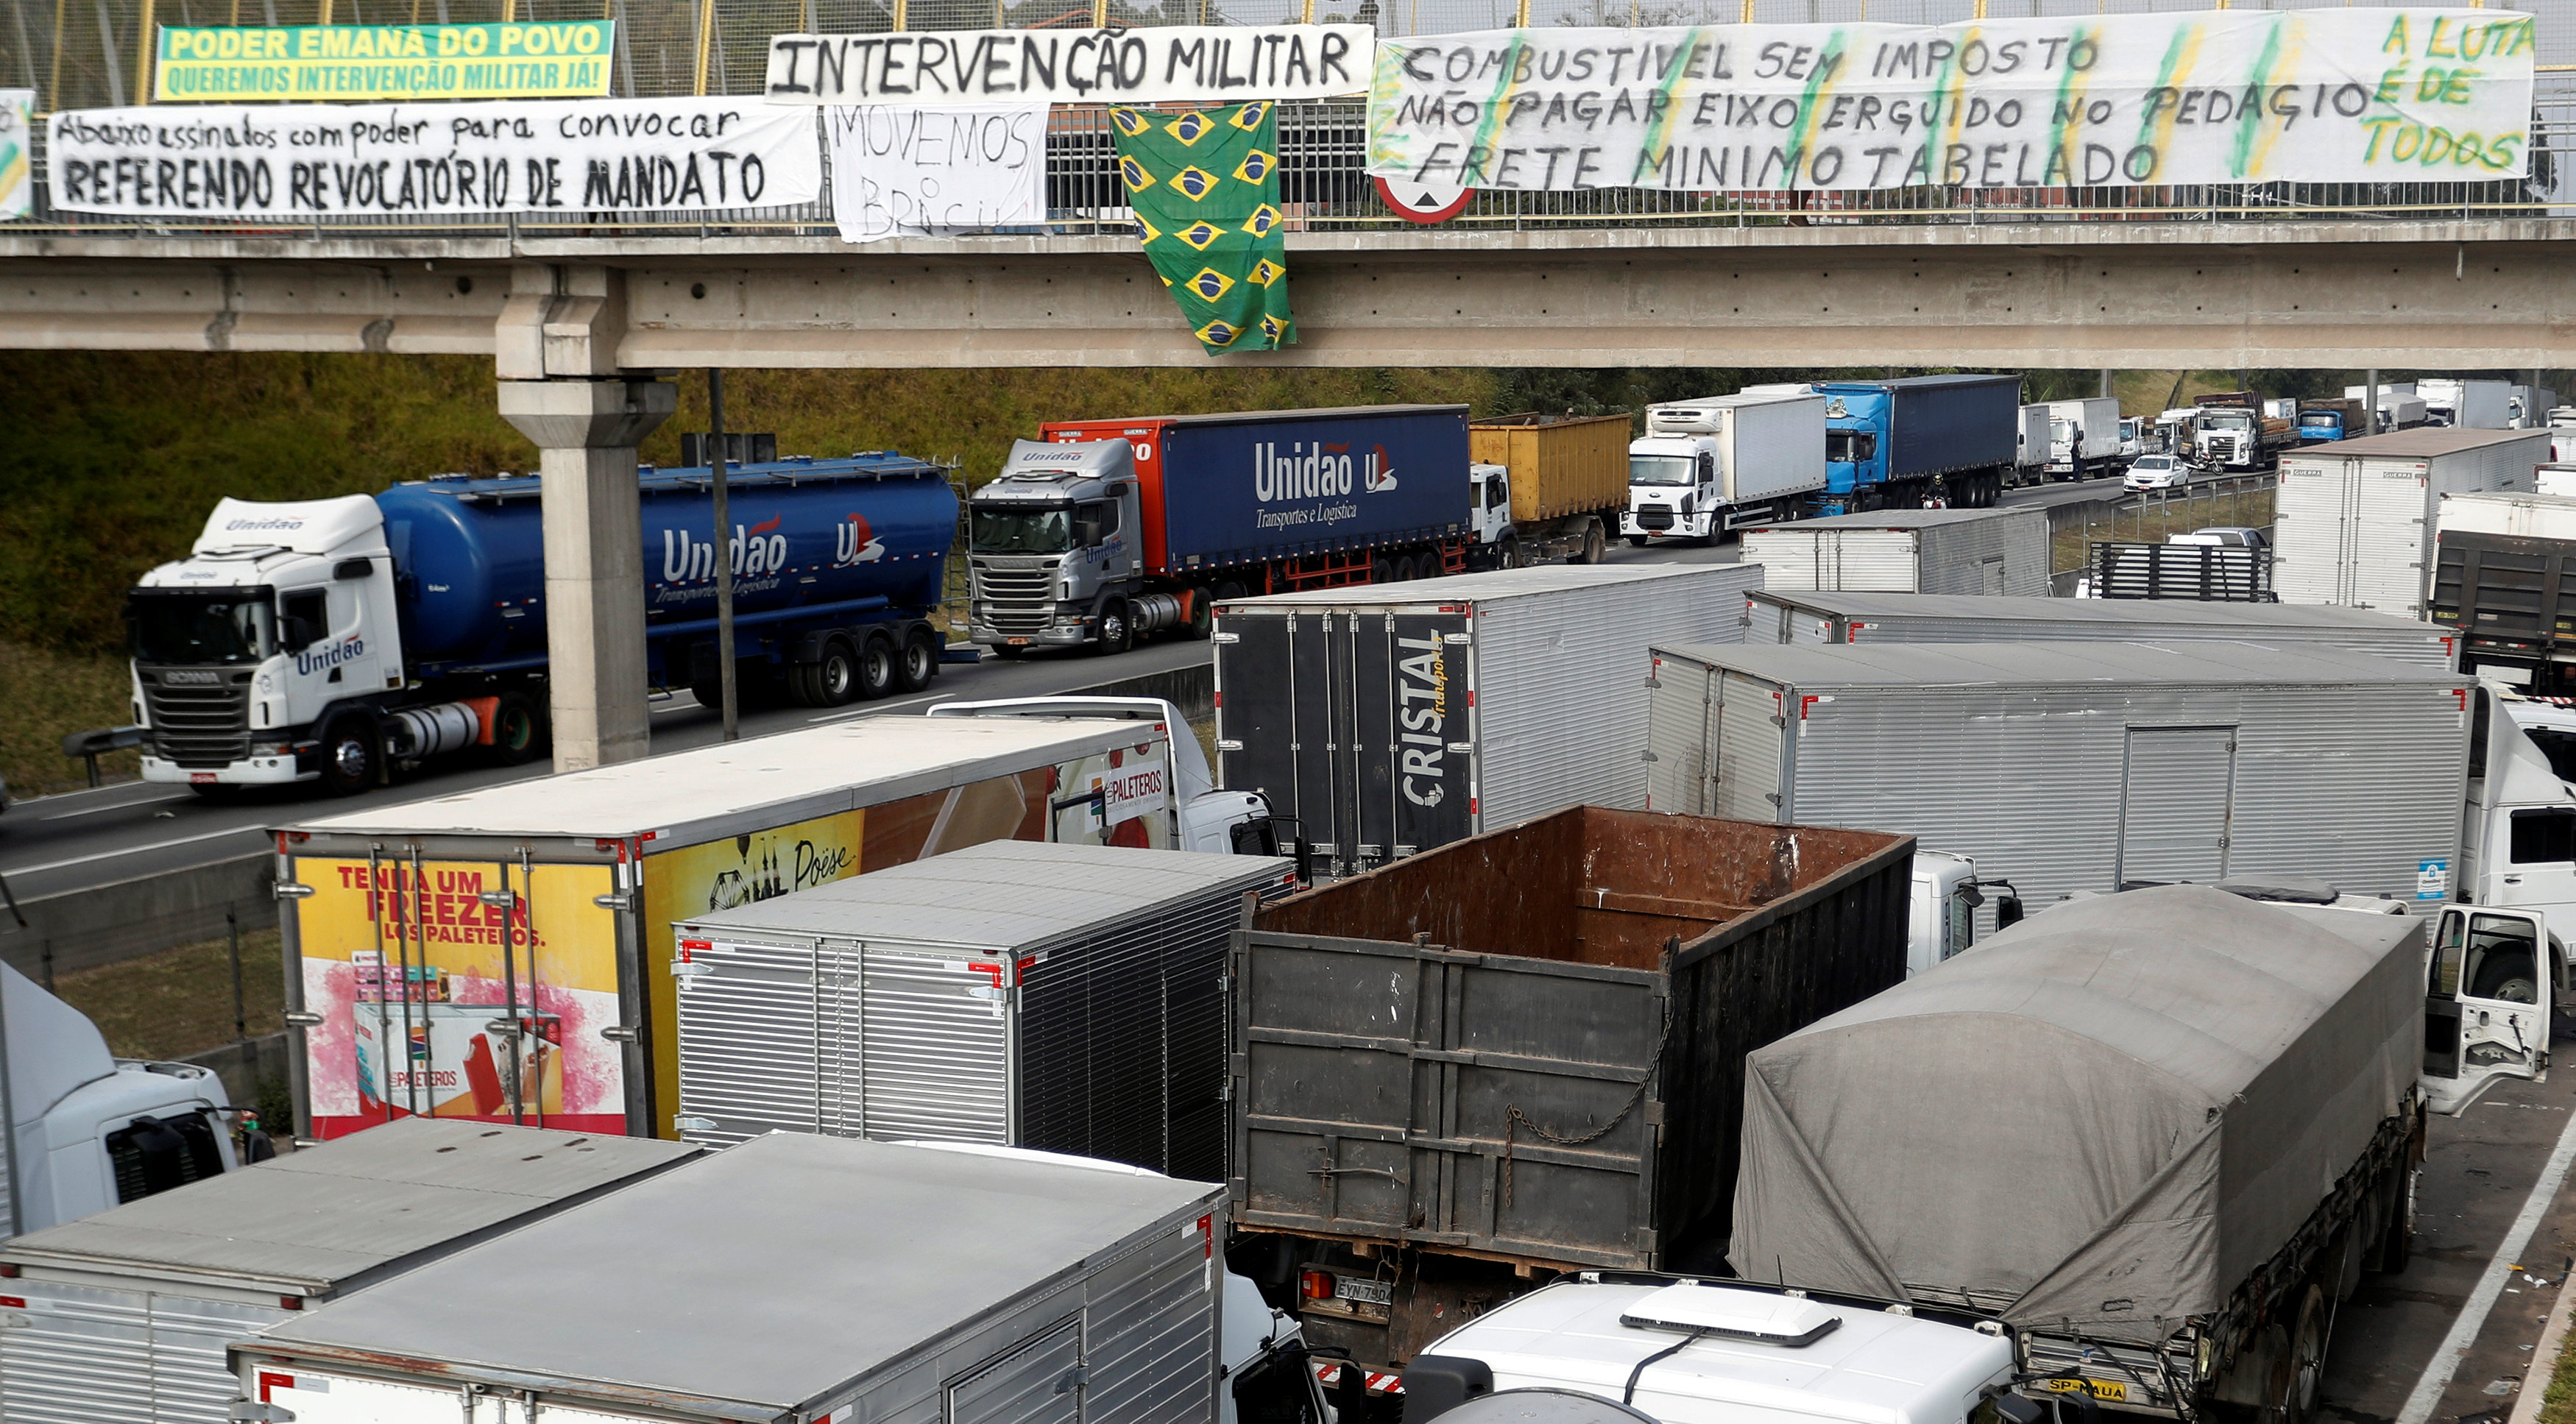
top-left (0, 1119), bottom-right (698, 1424)
top-left (1739, 591), bottom-right (2457, 667)
top-left (236, 1133), bottom-right (1228, 1424)
top-left (1731, 885), bottom-right (2424, 1409)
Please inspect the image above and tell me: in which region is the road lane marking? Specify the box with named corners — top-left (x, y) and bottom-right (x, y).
top-left (41, 793), bottom-right (192, 821)
top-left (2398, 1094), bottom-right (2576, 1424)
top-left (0, 824), bottom-right (268, 879)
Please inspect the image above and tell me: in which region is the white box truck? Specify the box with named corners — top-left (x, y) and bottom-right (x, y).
top-left (2011, 403), bottom-right (2052, 488)
top-left (1620, 392), bottom-right (1825, 543)
top-left (274, 700), bottom-right (1277, 1146)
top-left (0, 1119), bottom-right (696, 1424)
top-left (2418, 376), bottom-right (2516, 429)
top-left (1741, 589), bottom-right (2457, 666)
top-left (2274, 428), bottom-right (2545, 614)
top-left (670, 840), bottom-right (1287, 1169)
top-left (1641, 640), bottom-right (2468, 929)
top-left (230, 1135), bottom-right (1323, 1424)
top-left (1213, 564), bottom-right (1762, 878)
top-left (2044, 397), bottom-right (2123, 480)
top-left (1738, 507), bottom-right (2050, 595)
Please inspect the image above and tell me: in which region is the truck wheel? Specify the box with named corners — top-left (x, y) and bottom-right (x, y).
top-left (855, 633), bottom-right (899, 698)
top-left (1576, 520), bottom-right (1607, 564)
top-left (1370, 557), bottom-right (1395, 584)
top-left (1094, 601), bottom-right (1133, 656)
top-left (992, 644), bottom-right (1027, 661)
top-left (804, 637), bottom-right (862, 707)
top-left (1184, 589), bottom-right (1214, 641)
top-left (1625, 534), bottom-right (1648, 548)
top-left (490, 692), bottom-right (545, 765)
top-left (2275, 1283), bottom-right (2329, 1424)
top-left (896, 626), bottom-right (940, 692)
top-left (1498, 536), bottom-right (1522, 569)
top-left (320, 715), bottom-right (378, 797)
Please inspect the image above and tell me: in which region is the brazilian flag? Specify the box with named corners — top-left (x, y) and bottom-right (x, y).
top-left (1111, 101), bottom-right (1294, 355)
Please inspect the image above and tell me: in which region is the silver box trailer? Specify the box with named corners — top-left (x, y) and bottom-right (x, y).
top-left (1642, 640), bottom-right (2467, 922)
top-left (234, 1133), bottom-right (1227, 1424)
top-left (1738, 508), bottom-right (2050, 595)
top-left (671, 840), bottom-right (1289, 1177)
top-left (1742, 590), bottom-right (2457, 666)
top-left (1214, 564), bottom-right (1763, 878)
top-left (0, 1119), bottom-right (696, 1424)
top-left (2275, 428), bottom-right (2546, 614)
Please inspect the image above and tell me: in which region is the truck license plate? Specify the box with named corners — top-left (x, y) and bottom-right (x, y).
top-left (191, 773), bottom-right (216, 785)
top-left (2042, 1379), bottom-right (2128, 1403)
top-left (1007, 637), bottom-right (1030, 645)
top-left (1336, 1277), bottom-right (1393, 1306)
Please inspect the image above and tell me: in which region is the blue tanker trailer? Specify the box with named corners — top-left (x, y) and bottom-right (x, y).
top-left (127, 453), bottom-right (957, 795)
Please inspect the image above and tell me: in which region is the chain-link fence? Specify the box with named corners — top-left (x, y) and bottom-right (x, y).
top-left (5, 0), bottom-right (2575, 233)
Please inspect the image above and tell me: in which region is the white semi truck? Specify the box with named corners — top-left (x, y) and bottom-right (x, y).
top-left (2045, 397), bottom-right (2123, 480)
top-left (1621, 392), bottom-right (1825, 543)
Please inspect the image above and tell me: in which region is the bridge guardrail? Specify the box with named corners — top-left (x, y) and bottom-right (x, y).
top-left (4, 0), bottom-right (2575, 241)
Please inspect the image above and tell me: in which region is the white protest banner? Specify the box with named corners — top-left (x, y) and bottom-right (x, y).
top-left (1368, 10), bottom-right (2535, 191)
top-left (47, 96), bottom-right (823, 217)
top-left (768, 24), bottom-right (1371, 105)
top-left (0, 90), bottom-right (31, 220)
top-left (827, 103), bottom-right (1047, 244)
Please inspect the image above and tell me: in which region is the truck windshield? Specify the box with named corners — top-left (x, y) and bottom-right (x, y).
top-left (129, 592), bottom-right (275, 665)
top-left (2204, 411), bottom-right (2253, 431)
top-left (1630, 456), bottom-right (1694, 486)
top-left (971, 506), bottom-right (1074, 554)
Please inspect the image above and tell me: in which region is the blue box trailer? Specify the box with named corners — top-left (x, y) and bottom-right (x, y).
top-left (1811, 375), bottom-right (2023, 514)
top-left (1040, 405), bottom-right (1472, 576)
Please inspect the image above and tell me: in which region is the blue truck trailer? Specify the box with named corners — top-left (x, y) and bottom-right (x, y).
top-left (968, 405), bottom-right (1476, 656)
top-left (130, 453), bottom-right (956, 794)
top-left (1811, 375), bottom-right (2023, 513)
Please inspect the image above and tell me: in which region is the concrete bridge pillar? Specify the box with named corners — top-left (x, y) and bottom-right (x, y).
top-left (497, 378), bottom-right (675, 773)
top-left (492, 261), bottom-right (670, 774)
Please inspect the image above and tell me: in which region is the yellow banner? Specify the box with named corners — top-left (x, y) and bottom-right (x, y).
top-left (155, 21), bottom-right (615, 102)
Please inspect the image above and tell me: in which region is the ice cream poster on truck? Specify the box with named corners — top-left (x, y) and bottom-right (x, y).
top-left (296, 858), bottom-right (624, 1136)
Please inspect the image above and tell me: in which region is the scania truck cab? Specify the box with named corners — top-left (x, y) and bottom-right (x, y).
top-left (968, 439), bottom-right (1171, 657)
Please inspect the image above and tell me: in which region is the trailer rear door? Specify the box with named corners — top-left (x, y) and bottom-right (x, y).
top-left (2115, 726), bottom-right (2239, 888)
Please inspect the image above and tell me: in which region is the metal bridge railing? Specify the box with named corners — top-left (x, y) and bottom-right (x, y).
top-left (6, 0), bottom-right (2576, 240)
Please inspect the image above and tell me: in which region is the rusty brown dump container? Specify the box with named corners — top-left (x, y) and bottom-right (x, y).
top-left (1468, 412), bottom-right (1633, 524)
top-left (1232, 806), bottom-right (1911, 1275)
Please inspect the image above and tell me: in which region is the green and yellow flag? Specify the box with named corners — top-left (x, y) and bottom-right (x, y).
top-left (1111, 101), bottom-right (1293, 355)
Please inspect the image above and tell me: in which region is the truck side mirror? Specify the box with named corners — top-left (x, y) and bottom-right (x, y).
top-left (1075, 518), bottom-right (1104, 547)
top-left (282, 616), bottom-right (317, 653)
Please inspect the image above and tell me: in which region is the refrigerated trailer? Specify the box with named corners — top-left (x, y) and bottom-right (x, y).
top-left (1741, 590), bottom-right (2456, 667)
top-left (1642, 640), bottom-right (2468, 928)
top-left (0, 1119), bottom-right (696, 1424)
top-left (670, 840), bottom-right (1289, 1176)
top-left (1231, 806), bottom-right (1911, 1373)
top-left (274, 706), bottom-right (1272, 1144)
top-left (1211, 564), bottom-right (1763, 878)
top-left (1738, 507), bottom-right (2050, 595)
top-left (2274, 428), bottom-right (2545, 614)
top-left (232, 1135), bottom-right (1262, 1424)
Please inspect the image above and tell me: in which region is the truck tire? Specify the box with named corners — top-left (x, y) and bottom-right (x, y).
top-left (896, 626), bottom-right (940, 692)
top-left (992, 644), bottom-right (1027, 661)
top-left (1625, 534), bottom-right (1647, 548)
top-left (1094, 600), bottom-right (1134, 656)
top-left (2275, 1283), bottom-right (2329, 1424)
top-left (490, 692), bottom-right (545, 765)
top-left (1498, 536), bottom-right (1522, 569)
top-left (1575, 520), bottom-right (1607, 565)
top-left (856, 632), bottom-right (899, 698)
top-left (790, 637), bottom-right (860, 708)
top-left (1370, 557), bottom-right (1395, 584)
top-left (1184, 589), bottom-right (1214, 641)
top-left (319, 714), bottom-right (379, 797)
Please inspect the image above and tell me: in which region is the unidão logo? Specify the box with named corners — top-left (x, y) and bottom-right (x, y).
top-left (1254, 440), bottom-right (1399, 501)
top-left (833, 514), bottom-right (885, 568)
top-left (297, 636), bottom-right (365, 676)
top-left (224, 515), bottom-right (308, 531)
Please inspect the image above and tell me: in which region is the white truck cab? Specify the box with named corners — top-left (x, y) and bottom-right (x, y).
top-left (1908, 851), bottom-right (2020, 977)
top-left (4, 960), bottom-right (239, 1240)
top-left (1624, 429), bottom-right (1724, 545)
top-left (130, 495), bottom-right (405, 792)
top-left (1401, 1277), bottom-right (2014, 1424)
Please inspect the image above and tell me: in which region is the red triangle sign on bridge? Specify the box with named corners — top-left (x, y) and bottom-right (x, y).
top-left (1373, 175), bottom-right (1473, 224)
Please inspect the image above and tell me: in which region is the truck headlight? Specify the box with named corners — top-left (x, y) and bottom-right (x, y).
top-left (252, 740), bottom-right (290, 757)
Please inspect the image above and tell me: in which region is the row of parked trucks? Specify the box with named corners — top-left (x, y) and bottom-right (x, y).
top-left (20, 546), bottom-right (2576, 1424)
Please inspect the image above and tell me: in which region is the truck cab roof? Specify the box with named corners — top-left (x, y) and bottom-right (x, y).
top-left (1414, 1278), bottom-right (2010, 1424)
